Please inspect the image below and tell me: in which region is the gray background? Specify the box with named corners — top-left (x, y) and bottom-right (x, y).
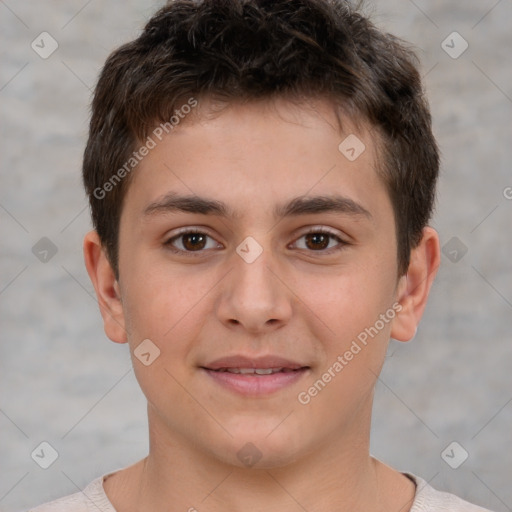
top-left (1, 1), bottom-right (511, 511)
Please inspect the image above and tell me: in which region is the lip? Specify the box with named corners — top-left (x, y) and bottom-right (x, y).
top-left (201, 355), bottom-right (310, 396)
top-left (204, 355), bottom-right (306, 371)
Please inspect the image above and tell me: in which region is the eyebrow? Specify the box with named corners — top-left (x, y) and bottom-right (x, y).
top-left (143, 192), bottom-right (372, 220)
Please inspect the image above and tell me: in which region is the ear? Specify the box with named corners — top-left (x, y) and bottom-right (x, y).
top-left (83, 230), bottom-right (128, 344)
top-left (391, 227), bottom-right (440, 342)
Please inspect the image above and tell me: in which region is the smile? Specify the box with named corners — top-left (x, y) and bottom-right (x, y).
top-left (200, 361), bottom-right (310, 398)
top-left (211, 367), bottom-right (300, 375)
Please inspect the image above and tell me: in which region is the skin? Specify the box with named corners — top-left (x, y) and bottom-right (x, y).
top-left (84, 97), bottom-right (440, 512)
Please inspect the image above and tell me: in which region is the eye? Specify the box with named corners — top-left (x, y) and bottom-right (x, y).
top-left (164, 227), bottom-right (348, 257)
top-left (164, 229), bottom-right (222, 255)
top-left (292, 227), bottom-right (347, 253)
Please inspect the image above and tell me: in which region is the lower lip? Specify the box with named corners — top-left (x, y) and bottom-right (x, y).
top-left (202, 368), bottom-right (309, 396)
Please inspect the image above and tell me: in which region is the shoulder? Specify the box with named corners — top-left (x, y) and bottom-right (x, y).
top-left (27, 475), bottom-right (116, 512)
top-left (407, 473), bottom-right (495, 512)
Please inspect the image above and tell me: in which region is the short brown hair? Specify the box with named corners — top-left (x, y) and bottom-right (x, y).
top-left (83, 0), bottom-right (439, 278)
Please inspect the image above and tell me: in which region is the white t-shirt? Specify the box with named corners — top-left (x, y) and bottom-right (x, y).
top-left (28, 471), bottom-right (494, 511)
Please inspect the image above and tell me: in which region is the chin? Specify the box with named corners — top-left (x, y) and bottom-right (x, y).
top-left (210, 424), bottom-right (310, 470)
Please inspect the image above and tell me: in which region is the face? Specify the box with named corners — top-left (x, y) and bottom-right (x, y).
top-left (114, 97), bottom-right (405, 468)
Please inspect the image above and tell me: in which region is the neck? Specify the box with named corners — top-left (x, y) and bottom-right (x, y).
top-left (105, 400), bottom-right (415, 512)
top-left (143, 433), bottom-right (376, 511)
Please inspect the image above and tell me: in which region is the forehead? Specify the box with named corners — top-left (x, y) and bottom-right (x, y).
top-left (122, 97), bottom-right (390, 224)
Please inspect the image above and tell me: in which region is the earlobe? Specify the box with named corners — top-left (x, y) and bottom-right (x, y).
top-left (390, 227), bottom-right (440, 342)
top-left (83, 230), bottom-right (128, 344)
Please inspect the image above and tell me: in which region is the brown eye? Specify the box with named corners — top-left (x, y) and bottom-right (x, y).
top-left (165, 230), bottom-right (221, 255)
top-left (293, 228), bottom-right (347, 253)
top-left (304, 232), bottom-right (330, 250)
top-left (181, 232), bottom-right (207, 251)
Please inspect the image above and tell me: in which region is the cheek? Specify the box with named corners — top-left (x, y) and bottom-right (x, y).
top-left (121, 260), bottom-right (216, 369)
top-left (295, 272), bottom-right (395, 422)
top-left (121, 249), bottom-right (189, 328)
top-left (297, 265), bottom-right (397, 413)
top-left (300, 264), bottom-right (396, 343)
top-left (122, 273), bottom-right (208, 413)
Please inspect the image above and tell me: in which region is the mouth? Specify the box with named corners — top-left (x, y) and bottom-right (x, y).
top-left (209, 367), bottom-right (302, 375)
top-left (200, 356), bottom-right (310, 396)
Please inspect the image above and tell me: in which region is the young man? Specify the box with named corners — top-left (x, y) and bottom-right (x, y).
top-left (31, 0), bottom-right (494, 510)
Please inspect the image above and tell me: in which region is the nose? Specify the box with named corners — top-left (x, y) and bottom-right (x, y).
top-left (215, 241), bottom-right (293, 334)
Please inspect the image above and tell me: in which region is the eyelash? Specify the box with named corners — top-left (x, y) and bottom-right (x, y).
top-left (163, 227), bottom-right (348, 257)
